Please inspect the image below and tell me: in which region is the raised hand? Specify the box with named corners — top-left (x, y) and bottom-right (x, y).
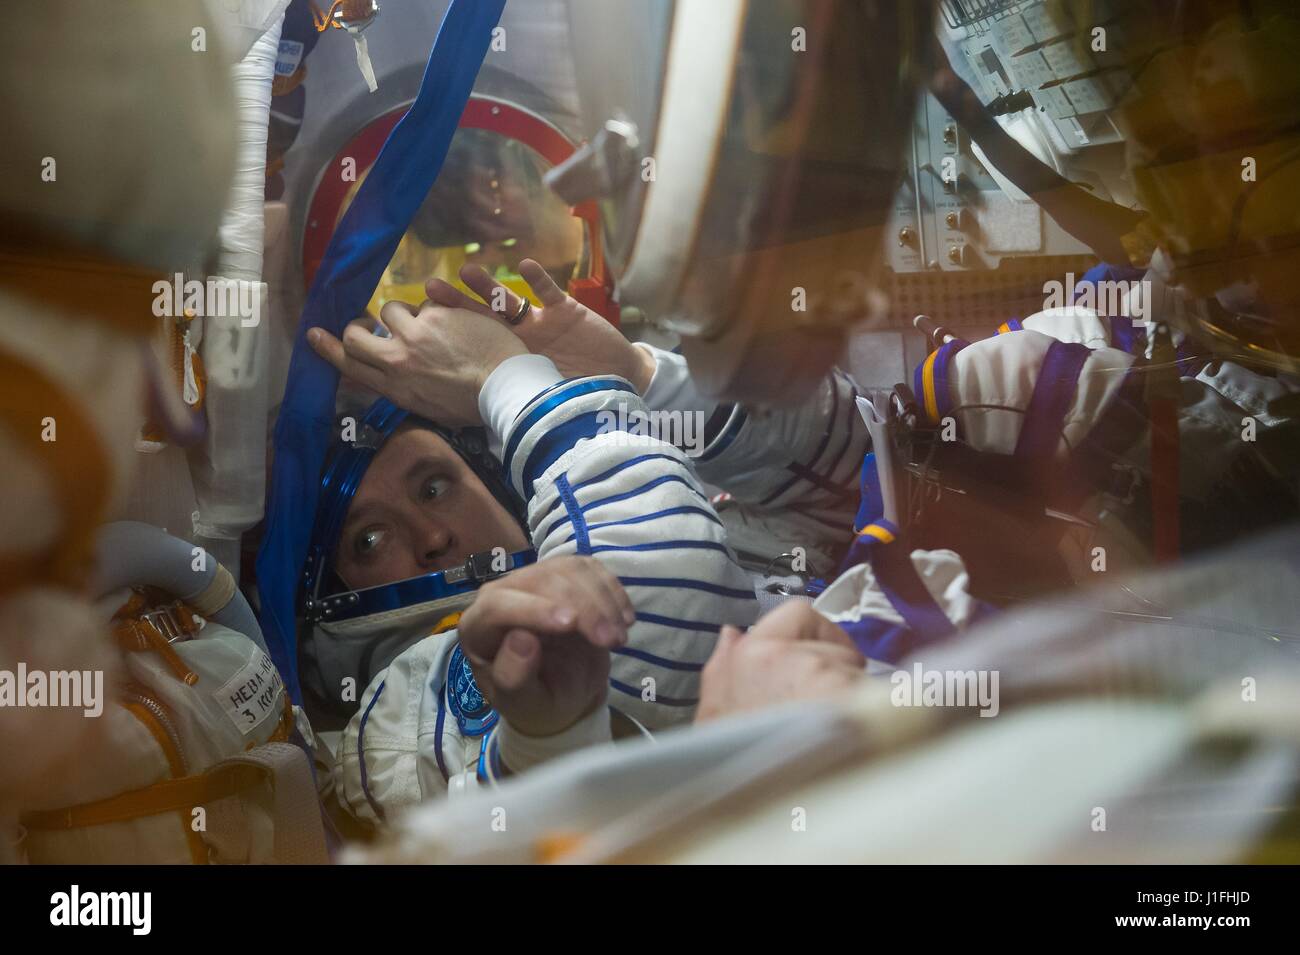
top-left (424, 258), bottom-right (656, 393)
top-left (307, 300), bottom-right (527, 427)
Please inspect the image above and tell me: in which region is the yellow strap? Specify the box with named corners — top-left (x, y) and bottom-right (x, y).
top-left (856, 523), bottom-right (897, 544)
top-left (919, 348), bottom-right (941, 423)
top-left (432, 612), bottom-right (463, 635)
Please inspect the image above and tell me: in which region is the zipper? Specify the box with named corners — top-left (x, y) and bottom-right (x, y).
top-left (123, 685), bottom-right (208, 863)
top-left (125, 685), bottom-right (189, 777)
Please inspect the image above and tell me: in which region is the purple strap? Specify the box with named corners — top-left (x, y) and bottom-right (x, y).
top-left (1014, 340), bottom-right (1092, 464)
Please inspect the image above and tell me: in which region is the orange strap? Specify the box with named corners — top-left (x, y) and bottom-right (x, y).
top-left (22, 704), bottom-right (296, 833)
top-left (114, 608), bottom-right (203, 686)
top-left (22, 762), bottom-right (268, 832)
top-left (0, 229), bottom-right (160, 339)
top-left (0, 351), bottom-right (112, 597)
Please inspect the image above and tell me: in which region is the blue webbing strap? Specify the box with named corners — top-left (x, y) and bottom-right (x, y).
top-left (255, 0), bottom-right (508, 701)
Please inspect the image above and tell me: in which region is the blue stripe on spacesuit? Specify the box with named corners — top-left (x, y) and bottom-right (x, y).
top-left (567, 505), bottom-right (723, 542)
top-left (609, 678), bottom-right (697, 707)
top-left (612, 646), bottom-right (706, 671)
top-left (357, 680), bottom-right (390, 821)
top-left (432, 682), bottom-right (450, 784)
top-left (587, 540), bottom-right (733, 557)
top-left (521, 410), bottom-right (630, 497)
top-left (554, 474), bottom-right (590, 554)
top-left (546, 475), bottom-right (712, 535)
top-left (517, 375), bottom-right (603, 415)
top-left (542, 475), bottom-right (711, 539)
top-left (1014, 339), bottom-right (1092, 463)
top-left (571, 453), bottom-right (684, 493)
top-left (635, 611), bottom-right (723, 633)
top-left (503, 378), bottom-right (636, 478)
top-left (617, 576), bottom-right (756, 600)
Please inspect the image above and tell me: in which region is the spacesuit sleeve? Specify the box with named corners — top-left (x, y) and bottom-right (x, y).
top-left (931, 328), bottom-right (1138, 460)
top-left (334, 635), bottom-right (473, 826)
top-left (638, 343), bottom-right (870, 548)
top-left (482, 355), bottom-right (759, 729)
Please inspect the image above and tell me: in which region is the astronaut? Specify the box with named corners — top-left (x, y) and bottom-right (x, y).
top-left (300, 255), bottom-right (873, 824)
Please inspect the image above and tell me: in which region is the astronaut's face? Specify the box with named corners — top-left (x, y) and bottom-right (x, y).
top-left (334, 424), bottom-right (529, 591)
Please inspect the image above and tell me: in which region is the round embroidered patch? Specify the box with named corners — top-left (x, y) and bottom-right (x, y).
top-left (446, 645), bottom-right (497, 737)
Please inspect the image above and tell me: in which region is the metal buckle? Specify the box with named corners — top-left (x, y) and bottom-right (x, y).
top-left (465, 550), bottom-right (505, 583)
top-left (141, 602), bottom-right (198, 644)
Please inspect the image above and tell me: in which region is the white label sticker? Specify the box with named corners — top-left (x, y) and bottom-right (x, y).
top-left (276, 39), bottom-right (305, 77)
top-left (212, 650), bottom-right (283, 736)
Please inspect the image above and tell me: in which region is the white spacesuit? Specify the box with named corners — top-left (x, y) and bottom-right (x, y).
top-left (331, 343), bottom-right (873, 824)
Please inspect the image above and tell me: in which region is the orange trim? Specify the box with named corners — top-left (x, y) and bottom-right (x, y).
top-left (0, 351), bottom-right (111, 597)
top-left (0, 230), bottom-right (160, 338)
top-left (856, 523), bottom-right (897, 544)
top-left (115, 618), bottom-right (200, 686)
top-left (431, 612), bottom-right (463, 636)
top-left (534, 831), bottom-right (585, 863)
top-left (21, 762), bottom-right (265, 833)
top-left (123, 700), bottom-right (209, 864)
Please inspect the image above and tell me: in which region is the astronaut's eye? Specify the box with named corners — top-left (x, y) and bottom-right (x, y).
top-left (354, 526), bottom-right (387, 556)
top-left (419, 475), bottom-right (449, 502)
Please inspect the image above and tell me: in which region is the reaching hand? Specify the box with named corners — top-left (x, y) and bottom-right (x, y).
top-left (308, 301), bottom-right (527, 427)
top-left (696, 599), bottom-right (865, 722)
top-left (457, 556), bottom-right (635, 738)
top-left (425, 258), bottom-right (656, 394)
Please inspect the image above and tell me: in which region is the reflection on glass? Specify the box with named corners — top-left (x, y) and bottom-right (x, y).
top-left (339, 127), bottom-right (586, 315)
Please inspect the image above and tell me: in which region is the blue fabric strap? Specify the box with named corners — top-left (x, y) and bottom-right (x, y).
top-left (254, 0), bottom-right (507, 701)
top-left (1014, 339), bottom-right (1091, 464)
top-left (869, 537), bottom-right (957, 645)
